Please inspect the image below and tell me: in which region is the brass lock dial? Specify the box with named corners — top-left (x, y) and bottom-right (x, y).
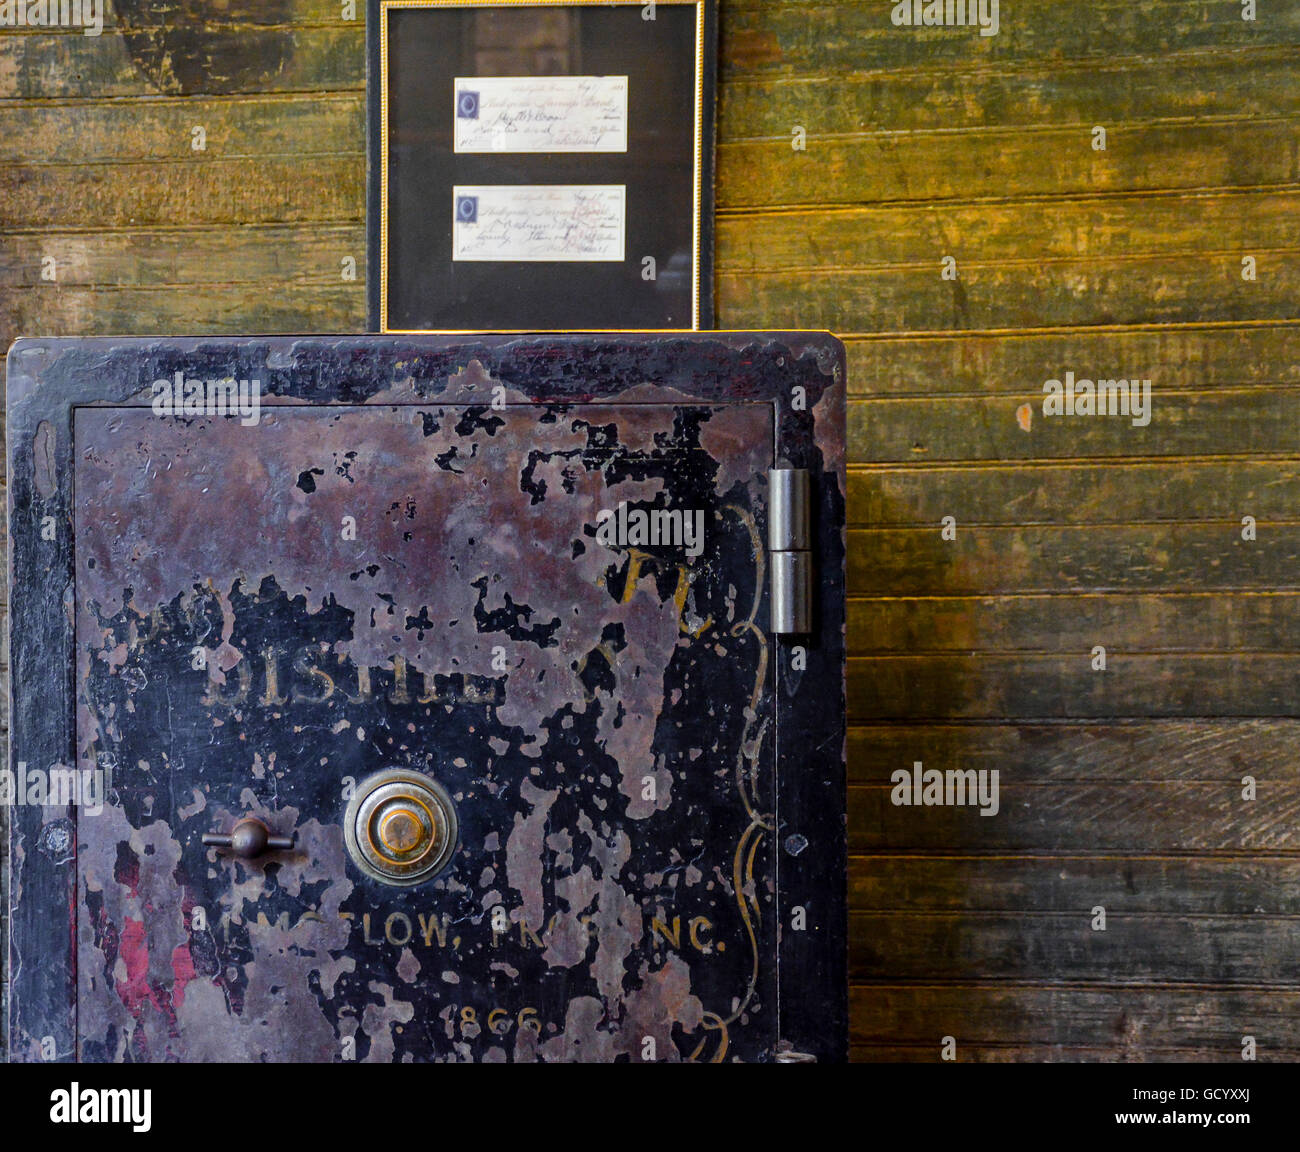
top-left (344, 768), bottom-right (458, 886)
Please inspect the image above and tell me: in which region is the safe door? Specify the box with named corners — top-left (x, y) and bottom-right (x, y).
top-left (7, 334), bottom-right (847, 1063)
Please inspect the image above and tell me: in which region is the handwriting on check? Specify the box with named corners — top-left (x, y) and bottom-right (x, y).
top-left (454, 76), bottom-right (628, 153)
top-left (453, 186), bottom-right (625, 262)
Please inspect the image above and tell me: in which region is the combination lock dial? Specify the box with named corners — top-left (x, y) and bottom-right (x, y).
top-left (344, 768), bottom-right (458, 886)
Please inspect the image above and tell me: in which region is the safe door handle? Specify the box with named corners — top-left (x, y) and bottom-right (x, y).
top-left (202, 818), bottom-right (295, 859)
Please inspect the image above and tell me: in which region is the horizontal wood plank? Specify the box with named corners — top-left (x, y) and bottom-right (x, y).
top-left (0, 284), bottom-right (364, 335)
top-left (850, 854), bottom-right (1300, 914)
top-left (0, 0), bottom-right (353, 28)
top-left (717, 253), bottom-right (1300, 332)
top-left (719, 119), bottom-right (1300, 209)
top-left (720, 189), bottom-right (1300, 270)
top-left (0, 26), bottom-right (363, 99)
top-left (842, 324), bottom-right (1300, 397)
top-left (847, 525), bottom-right (1300, 595)
top-left (847, 720), bottom-right (1300, 783)
top-left (848, 1042), bottom-right (1274, 1061)
top-left (848, 592), bottom-right (1300, 653)
top-left (0, 225), bottom-right (365, 289)
top-left (0, 94), bottom-right (362, 164)
top-left (848, 653), bottom-right (1300, 719)
top-left (849, 781), bottom-right (1300, 850)
top-left (849, 910), bottom-right (1300, 983)
top-left (0, 157), bottom-right (362, 229)
top-left (846, 461), bottom-right (1300, 526)
top-left (849, 984), bottom-right (1300, 1053)
top-left (720, 50), bottom-right (1300, 138)
top-left (723, 0), bottom-right (1300, 78)
top-left (846, 389), bottom-right (1300, 462)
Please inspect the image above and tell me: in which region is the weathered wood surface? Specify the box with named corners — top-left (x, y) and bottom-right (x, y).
top-left (849, 780), bottom-right (1300, 849)
top-left (847, 460), bottom-right (1300, 525)
top-left (850, 594), bottom-right (1300, 651)
top-left (1, 0), bottom-right (1298, 1062)
top-left (851, 853), bottom-right (1300, 912)
top-left (849, 985), bottom-right (1300, 1061)
top-left (847, 525), bottom-right (1299, 594)
top-left (848, 913), bottom-right (1300, 982)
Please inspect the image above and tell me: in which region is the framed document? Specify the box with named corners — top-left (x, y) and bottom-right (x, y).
top-left (367, 0), bottom-right (717, 333)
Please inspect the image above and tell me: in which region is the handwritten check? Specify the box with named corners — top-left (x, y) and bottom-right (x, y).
top-left (454, 76), bottom-right (628, 153)
top-left (452, 185), bottom-right (625, 263)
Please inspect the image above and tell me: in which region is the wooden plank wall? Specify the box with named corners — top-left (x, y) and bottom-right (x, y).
top-left (2, 0), bottom-right (1299, 1060)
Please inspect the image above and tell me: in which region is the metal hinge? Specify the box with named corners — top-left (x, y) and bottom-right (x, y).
top-left (769, 466), bottom-right (812, 635)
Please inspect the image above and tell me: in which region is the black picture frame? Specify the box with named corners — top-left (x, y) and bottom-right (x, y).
top-left (366, 0), bottom-right (718, 333)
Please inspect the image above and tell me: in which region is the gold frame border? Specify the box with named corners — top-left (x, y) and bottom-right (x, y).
top-left (379, 0), bottom-right (707, 334)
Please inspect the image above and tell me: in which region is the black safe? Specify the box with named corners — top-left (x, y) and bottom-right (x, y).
top-left (6, 334), bottom-right (846, 1063)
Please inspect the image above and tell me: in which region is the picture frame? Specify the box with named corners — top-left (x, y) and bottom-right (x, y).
top-left (366, 0), bottom-right (718, 333)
